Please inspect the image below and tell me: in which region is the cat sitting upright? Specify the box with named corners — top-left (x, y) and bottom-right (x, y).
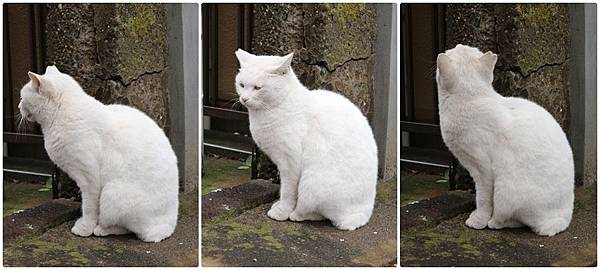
top-left (234, 49), bottom-right (378, 230)
top-left (436, 44), bottom-right (574, 236)
top-left (19, 66), bottom-right (179, 242)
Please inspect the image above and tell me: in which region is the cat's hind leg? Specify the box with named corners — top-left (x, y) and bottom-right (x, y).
top-left (93, 225), bottom-right (130, 236)
top-left (138, 223), bottom-right (176, 243)
top-left (289, 180), bottom-right (324, 222)
top-left (487, 185), bottom-right (523, 229)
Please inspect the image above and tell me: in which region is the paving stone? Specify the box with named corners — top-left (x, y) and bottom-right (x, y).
top-left (202, 179), bottom-right (279, 222)
top-left (3, 199), bottom-right (81, 244)
top-left (401, 190), bottom-right (475, 231)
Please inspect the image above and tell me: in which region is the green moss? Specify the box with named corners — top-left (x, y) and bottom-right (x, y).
top-left (3, 181), bottom-right (52, 217)
top-left (513, 4), bottom-right (569, 75)
top-left (26, 240), bottom-right (90, 266)
top-left (115, 4), bottom-right (157, 38)
top-left (323, 3), bottom-right (366, 24)
top-left (204, 220), bottom-right (285, 252)
top-left (400, 171), bottom-right (448, 207)
top-left (407, 230), bottom-right (483, 260)
top-left (515, 4), bottom-right (559, 28)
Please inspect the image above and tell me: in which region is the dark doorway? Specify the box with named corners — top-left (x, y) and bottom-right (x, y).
top-left (3, 4), bottom-right (55, 180)
top-left (400, 4), bottom-right (450, 170)
top-left (202, 3), bottom-right (254, 157)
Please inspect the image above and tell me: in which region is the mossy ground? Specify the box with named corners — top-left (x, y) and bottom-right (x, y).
top-left (202, 156), bottom-right (252, 195)
top-left (400, 170), bottom-right (449, 207)
top-left (3, 179), bottom-right (53, 217)
top-left (4, 179), bottom-right (199, 266)
top-left (202, 178), bottom-right (397, 266)
top-left (401, 184), bottom-right (597, 266)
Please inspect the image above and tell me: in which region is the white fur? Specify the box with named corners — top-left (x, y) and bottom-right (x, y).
top-left (234, 49), bottom-right (378, 230)
top-left (19, 66), bottom-right (178, 242)
top-left (436, 44), bottom-right (574, 236)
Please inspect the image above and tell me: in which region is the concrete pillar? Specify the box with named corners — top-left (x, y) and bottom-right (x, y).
top-left (569, 4), bottom-right (597, 186)
top-left (373, 4), bottom-right (398, 180)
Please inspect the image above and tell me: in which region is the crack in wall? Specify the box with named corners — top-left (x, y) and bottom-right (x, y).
top-left (302, 54), bottom-right (373, 73)
top-left (496, 58), bottom-right (569, 79)
top-left (96, 67), bottom-right (166, 87)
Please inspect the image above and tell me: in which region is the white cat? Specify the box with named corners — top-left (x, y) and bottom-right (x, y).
top-left (19, 66), bottom-right (179, 242)
top-left (234, 49), bottom-right (378, 230)
top-left (436, 44), bottom-right (574, 236)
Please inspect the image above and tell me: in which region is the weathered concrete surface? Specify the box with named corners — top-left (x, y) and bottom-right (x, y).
top-left (3, 199), bottom-right (81, 244)
top-left (202, 179), bottom-right (279, 222)
top-left (3, 186), bottom-right (198, 266)
top-left (202, 179), bottom-right (397, 267)
top-left (445, 4), bottom-right (571, 189)
top-left (45, 3), bottom-right (171, 199)
top-left (401, 191), bottom-right (474, 231)
top-left (46, 3), bottom-right (170, 131)
top-left (400, 186), bottom-right (597, 266)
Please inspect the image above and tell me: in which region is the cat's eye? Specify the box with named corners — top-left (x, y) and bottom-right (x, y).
top-left (254, 86), bottom-right (262, 90)
top-left (239, 83), bottom-right (245, 88)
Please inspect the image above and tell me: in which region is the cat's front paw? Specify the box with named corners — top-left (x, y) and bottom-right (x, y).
top-left (71, 217), bottom-right (96, 237)
top-left (465, 210), bottom-right (490, 230)
top-left (267, 201), bottom-right (293, 221)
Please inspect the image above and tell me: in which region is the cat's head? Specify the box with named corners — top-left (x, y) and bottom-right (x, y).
top-left (436, 44), bottom-right (497, 92)
top-left (19, 65), bottom-right (81, 124)
top-left (234, 49), bottom-right (295, 110)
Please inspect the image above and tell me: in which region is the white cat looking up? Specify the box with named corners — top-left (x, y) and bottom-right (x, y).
top-left (234, 49), bottom-right (378, 230)
top-left (19, 66), bottom-right (179, 242)
top-left (436, 44), bottom-right (574, 236)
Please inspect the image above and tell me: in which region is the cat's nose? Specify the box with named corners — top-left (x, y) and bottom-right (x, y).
top-left (241, 97), bottom-right (249, 103)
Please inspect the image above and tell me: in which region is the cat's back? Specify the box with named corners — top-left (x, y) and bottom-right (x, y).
top-left (104, 104), bottom-right (176, 165)
top-left (306, 89), bottom-right (376, 153)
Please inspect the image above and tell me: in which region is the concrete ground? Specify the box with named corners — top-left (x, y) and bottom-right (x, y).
top-left (3, 179), bottom-right (199, 267)
top-left (201, 178), bottom-right (398, 267)
top-left (400, 170), bottom-right (597, 267)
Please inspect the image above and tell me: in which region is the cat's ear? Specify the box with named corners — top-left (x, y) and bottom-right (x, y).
top-left (27, 71), bottom-right (43, 93)
top-left (45, 65), bottom-right (60, 75)
top-left (479, 51), bottom-right (497, 82)
top-left (436, 53), bottom-right (453, 75)
top-left (479, 51), bottom-right (497, 69)
top-left (28, 71), bottom-right (53, 97)
top-left (235, 49), bottom-right (254, 68)
top-left (271, 52), bottom-right (293, 75)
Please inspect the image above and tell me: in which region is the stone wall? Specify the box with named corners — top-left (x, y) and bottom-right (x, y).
top-left (46, 3), bottom-right (170, 131)
top-left (445, 4), bottom-right (571, 189)
top-left (45, 3), bottom-right (170, 198)
top-left (252, 3), bottom-right (377, 119)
